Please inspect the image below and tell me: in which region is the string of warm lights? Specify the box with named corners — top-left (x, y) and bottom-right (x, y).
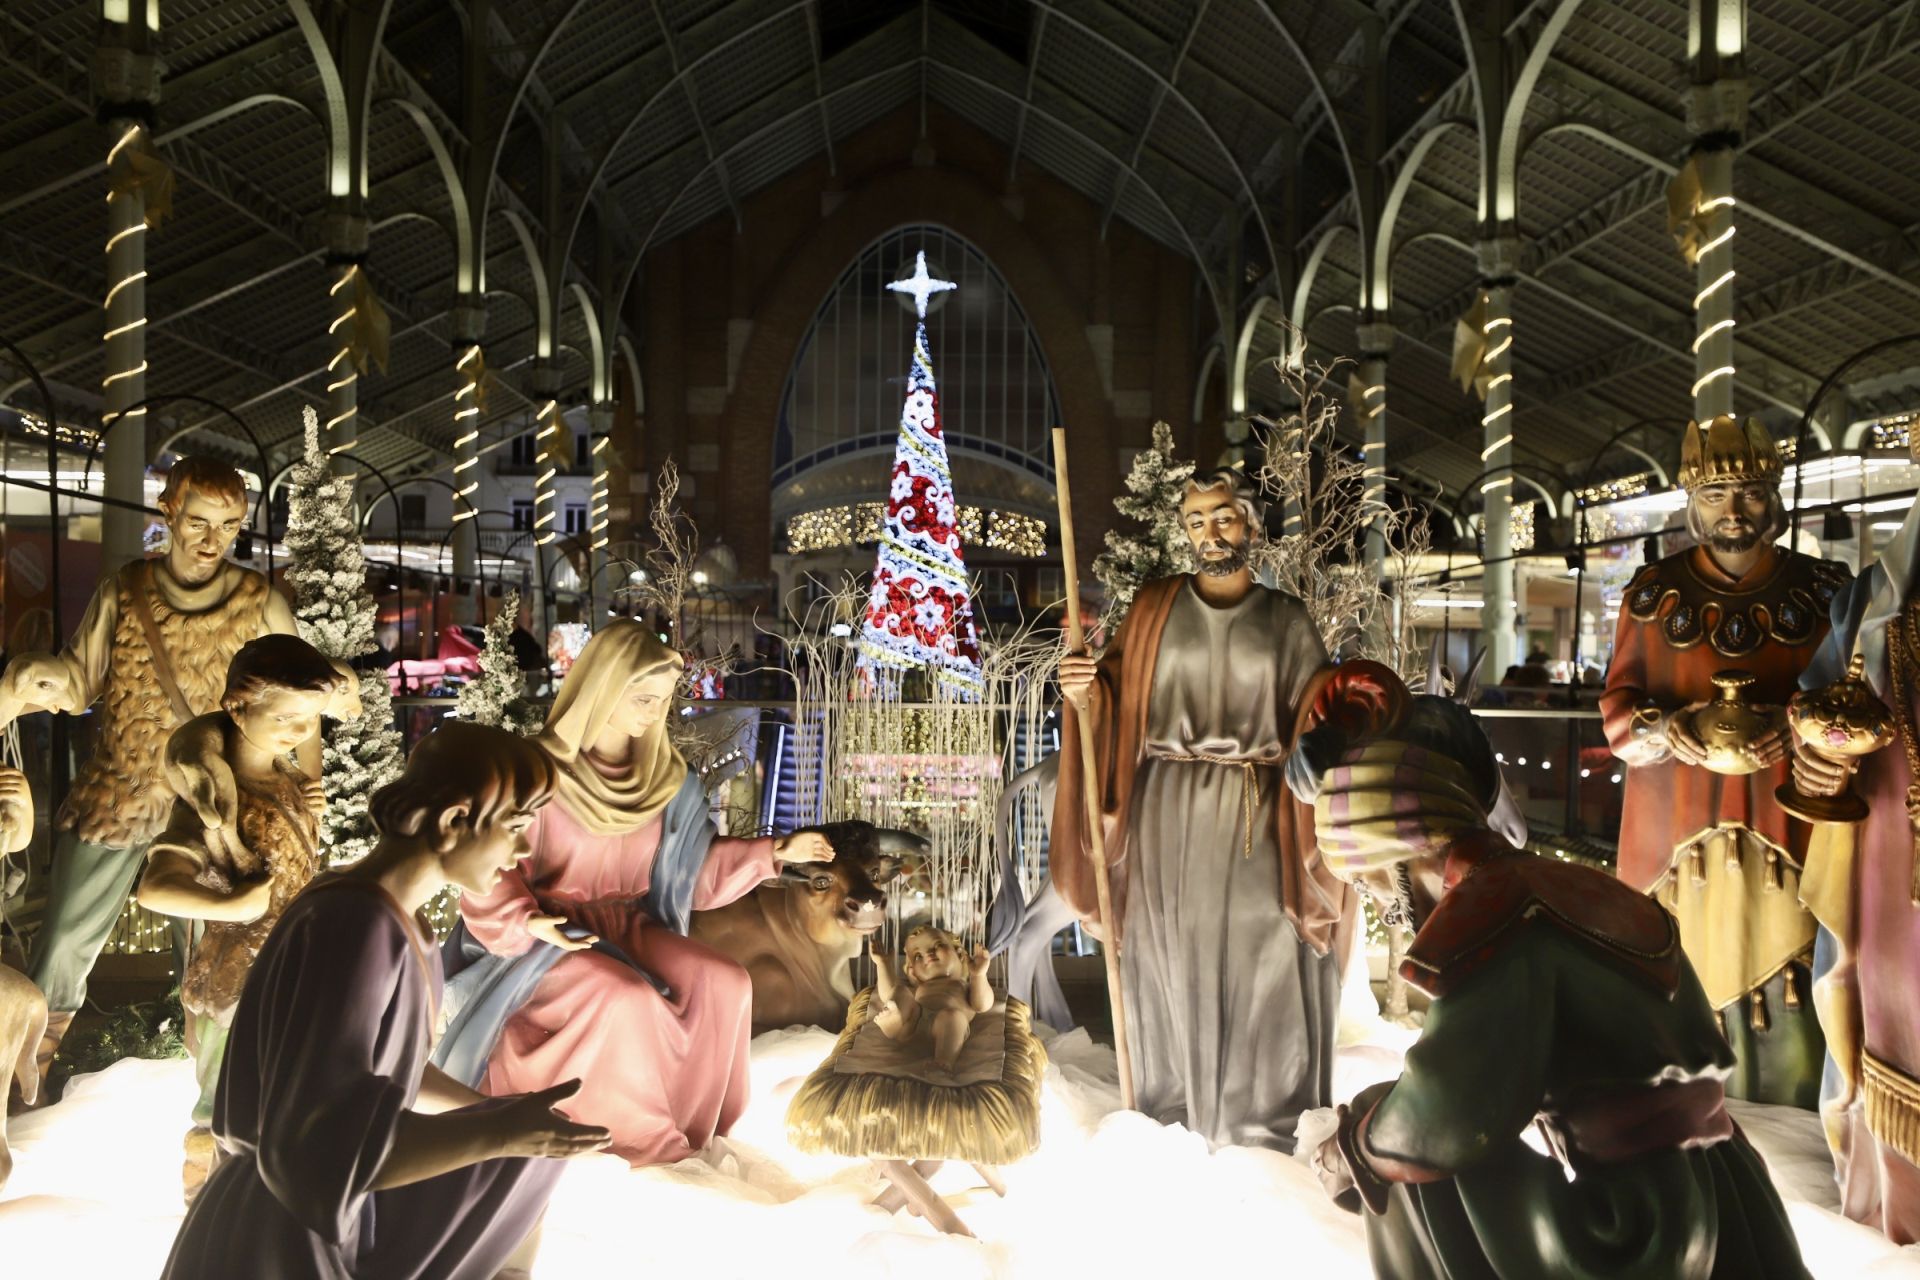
top-left (590, 432), bottom-right (610, 552)
top-left (1869, 414), bottom-right (1914, 452)
top-left (1359, 378), bottom-right (1386, 510)
top-left (1510, 501), bottom-right (1535, 552)
top-left (533, 398), bottom-right (561, 547)
top-left (325, 265), bottom-right (361, 454)
top-left (787, 502), bottom-right (1047, 556)
top-left (450, 345), bottom-right (482, 522)
top-left (1574, 473), bottom-right (1652, 505)
top-left (105, 897), bottom-right (172, 956)
top-left (1478, 307), bottom-right (1513, 497)
top-left (1691, 189), bottom-right (1738, 404)
top-left (100, 125), bottom-right (148, 437)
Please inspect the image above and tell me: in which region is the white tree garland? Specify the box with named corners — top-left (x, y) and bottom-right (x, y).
top-left (284, 406), bottom-right (405, 865)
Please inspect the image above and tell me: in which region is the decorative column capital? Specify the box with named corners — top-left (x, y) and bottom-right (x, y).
top-left (1686, 79), bottom-right (1750, 139)
top-left (529, 363), bottom-right (564, 401)
top-left (322, 208), bottom-right (370, 263)
top-left (451, 293), bottom-right (488, 347)
top-left (1355, 322), bottom-right (1396, 362)
top-left (90, 46), bottom-right (162, 121)
top-left (1475, 236), bottom-right (1521, 284)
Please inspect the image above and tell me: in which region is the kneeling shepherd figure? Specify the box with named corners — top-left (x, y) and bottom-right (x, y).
top-left (1288, 661), bottom-right (1811, 1280)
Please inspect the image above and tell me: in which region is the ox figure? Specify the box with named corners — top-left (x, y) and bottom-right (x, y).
top-left (691, 821), bottom-right (927, 1033)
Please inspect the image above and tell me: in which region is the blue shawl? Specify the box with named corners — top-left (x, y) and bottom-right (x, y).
top-left (432, 772), bottom-right (717, 1089)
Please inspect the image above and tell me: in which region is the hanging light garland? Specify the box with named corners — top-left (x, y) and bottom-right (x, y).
top-left (100, 124), bottom-right (151, 439)
top-left (451, 344), bottom-right (483, 523)
top-left (786, 502), bottom-right (1047, 556)
top-left (590, 433), bottom-right (610, 552)
top-left (325, 266), bottom-right (360, 453)
top-left (533, 399), bottom-right (562, 548)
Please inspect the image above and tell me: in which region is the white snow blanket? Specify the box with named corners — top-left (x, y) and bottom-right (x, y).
top-left (1, 1017), bottom-right (1916, 1278)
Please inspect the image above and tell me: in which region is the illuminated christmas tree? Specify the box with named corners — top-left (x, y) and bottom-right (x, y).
top-left (856, 251), bottom-right (982, 697)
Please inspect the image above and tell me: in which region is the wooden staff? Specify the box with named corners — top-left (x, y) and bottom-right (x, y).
top-left (1050, 426), bottom-right (1135, 1111)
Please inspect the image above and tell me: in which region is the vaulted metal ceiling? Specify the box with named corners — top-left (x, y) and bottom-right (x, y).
top-left (1, 0), bottom-right (1917, 503)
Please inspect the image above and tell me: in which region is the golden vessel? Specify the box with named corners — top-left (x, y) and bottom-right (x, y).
top-left (1692, 670), bottom-right (1773, 775)
top-left (1776, 653), bottom-right (1895, 823)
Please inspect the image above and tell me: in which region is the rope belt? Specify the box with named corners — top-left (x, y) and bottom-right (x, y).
top-left (1148, 750), bottom-right (1270, 858)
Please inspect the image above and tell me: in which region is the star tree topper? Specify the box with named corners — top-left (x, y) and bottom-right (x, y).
top-left (887, 250), bottom-right (956, 318)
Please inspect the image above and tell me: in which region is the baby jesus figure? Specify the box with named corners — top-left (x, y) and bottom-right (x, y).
top-left (872, 925), bottom-right (993, 1071)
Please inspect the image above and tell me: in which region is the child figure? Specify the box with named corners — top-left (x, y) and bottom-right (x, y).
top-left (873, 925), bottom-right (993, 1070)
top-left (137, 634), bottom-right (346, 1193)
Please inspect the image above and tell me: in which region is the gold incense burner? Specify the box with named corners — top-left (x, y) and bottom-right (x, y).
top-left (1776, 653), bottom-right (1895, 824)
top-left (1692, 670), bottom-right (1774, 776)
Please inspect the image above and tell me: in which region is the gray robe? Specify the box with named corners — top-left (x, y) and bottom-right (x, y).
top-left (1124, 581), bottom-right (1337, 1151)
top-left (162, 878), bottom-right (563, 1280)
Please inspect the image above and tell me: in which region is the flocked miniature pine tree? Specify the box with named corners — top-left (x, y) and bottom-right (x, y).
top-left (1091, 420), bottom-right (1195, 632)
top-left (455, 588), bottom-right (542, 736)
top-left (284, 406), bottom-right (404, 865)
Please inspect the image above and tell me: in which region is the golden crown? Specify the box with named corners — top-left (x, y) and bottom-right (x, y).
top-left (1677, 415), bottom-right (1783, 491)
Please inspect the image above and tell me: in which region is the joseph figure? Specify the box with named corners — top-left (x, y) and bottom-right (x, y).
top-left (1600, 416), bottom-right (1849, 1107)
top-left (0, 457), bottom-right (346, 1091)
top-left (1792, 423), bottom-right (1920, 1243)
top-left (1055, 467), bottom-right (1354, 1152)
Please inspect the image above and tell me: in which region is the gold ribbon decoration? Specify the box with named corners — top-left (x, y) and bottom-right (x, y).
top-left (108, 136), bottom-right (176, 229)
top-left (537, 402), bottom-right (575, 473)
top-left (346, 267), bottom-right (391, 376)
top-left (1451, 291), bottom-right (1491, 400)
top-left (1346, 371), bottom-right (1370, 426)
top-left (1666, 154), bottom-right (1713, 266)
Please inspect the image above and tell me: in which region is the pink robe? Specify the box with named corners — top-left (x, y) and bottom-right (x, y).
top-left (460, 796), bottom-right (777, 1166)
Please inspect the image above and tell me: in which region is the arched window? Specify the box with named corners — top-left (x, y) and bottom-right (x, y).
top-left (773, 225), bottom-right (1060, 552)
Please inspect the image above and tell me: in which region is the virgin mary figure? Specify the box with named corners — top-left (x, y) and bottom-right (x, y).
top-left (434, 622), bottom-right (834, 1166)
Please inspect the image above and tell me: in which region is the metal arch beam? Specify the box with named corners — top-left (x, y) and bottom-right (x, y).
top-left (617, 333), bottom-right (645, 415)
top-left (1246, 0), bottom-right (1361, 228)
top-left (1294, 0), bottom-right (1557, 253)
top-left (1100, 0), bottom-right (1210, 241)
top-left (285, 0), bottom-right (364, 199)
top-left (802, 0), bottom-right (838, 176)
top-left (1231, 294), bottom-right (1285, 416)
top-left (1004, 9), bottom-right (1050, 186)
top-left (496, 210), bottom-right (554, 361)
top-left (567, 283), bottom-right (607, 404)
top-left (1025, 0), bottom-right (1279, 298)
top-left (381, 96), bottom-right (475, 293)
top-left (469, 0), bottom-right (592, 223)
top-left (611, 60), bottom-right (1229, 333)
top-left (555, 1), bottom-right (814, 282)
top-left (370, 41), bottom-right (562, 300)
top-left (1192, 342), bottom-right (1224, 422)
top-left (1490, 0), bottom-right (1588, 226)
top-left (590, 17), bottom-right (1241, 234)
top-left (1289, 224), bottom-right (1360, 358)
top-left (1372, 120), bottom-right (1474, 315)
top-left (649, 0), bottom-right (743, 232)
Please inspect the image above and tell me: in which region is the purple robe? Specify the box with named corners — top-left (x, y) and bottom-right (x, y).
top-left (162, 878), bottom-right (563, 1279)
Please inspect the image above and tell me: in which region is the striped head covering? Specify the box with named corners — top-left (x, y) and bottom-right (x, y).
top-left (1286, 660), bottom-right (1527, 880)
top-left (1313, 741), bottom-right (1489, 878)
